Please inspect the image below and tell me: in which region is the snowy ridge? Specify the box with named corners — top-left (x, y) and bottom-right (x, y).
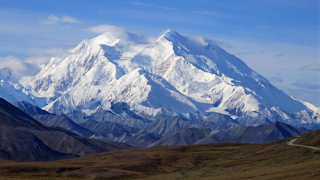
top-left (124, 30), bottom-right (306, 115)
top-left (13, 30), bottom-right (319, 128)
top-left (0, 68), bottom-right (38, 105)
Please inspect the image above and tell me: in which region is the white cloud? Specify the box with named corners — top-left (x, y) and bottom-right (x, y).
top-left (0, 47), bottom-right (70, 80)
top-left (42, 15), bottom-right (60, 25)
top-left (87, 24), bottom-right (126, 35)
top-left (24, 56), bottom-right (51, 67)
top-left (25, 48), bottom-right (71, 68)
top-left (61, 16), bottom-right (81, 23)
top-left (0, 56), bottom-right (40, 80)
top-left (87, 25), bottom-right (129, 42)
top-left (87, 24), bottom-right (155, 44)
top-left (47, 15), bottom-right (60, 22)
top-left (41, 15), bottom-right (81, 25)
top-left (0, 56), bottom-right (27, 73)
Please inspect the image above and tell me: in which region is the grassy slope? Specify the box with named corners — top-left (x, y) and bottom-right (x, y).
top-left (295, 129), bottom-right (320, 148)
top-left (0, 138), bottom-right (319, 180)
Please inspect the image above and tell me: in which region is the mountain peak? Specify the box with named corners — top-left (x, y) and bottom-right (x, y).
top-left (161, 30), bottom-right (184, 41)
top-left (91, 33), bottom-right (122, 47)
top-left (163, 29), bottom-right (178, 35)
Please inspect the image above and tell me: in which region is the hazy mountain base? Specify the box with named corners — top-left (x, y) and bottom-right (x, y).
top-left (0, 137), bottom-right (319, 180)
top-left (13, 101), bottom-right (310, 148)
top-left (13, 101), bottom-right (240, 147)
top-left (149, 122), bottom-right (309, 147)
top-left (12, 101), bottom-right (95, 137)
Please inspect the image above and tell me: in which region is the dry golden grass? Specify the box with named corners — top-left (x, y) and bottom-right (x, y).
top-left (0, 138), bottom-right (320, 179)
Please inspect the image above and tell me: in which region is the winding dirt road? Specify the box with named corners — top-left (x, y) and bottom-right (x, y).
top-left (287, 137), bottom-right (320, 150)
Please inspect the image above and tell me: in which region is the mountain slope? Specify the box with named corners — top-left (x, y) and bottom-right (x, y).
top-left (0, 68), bottom-right (39, 106)
top-left (237, 115), bottom-right (273, 126)
top-left (12, 101), bottom-right (94, 137)
top-left (149, 128), bottom-right (212, 147)
top-left (0, 126), bottom-right (72, 161)
top-left (295, 128), bottom-right (320, 147)
top-left (79, 119), bottom-right (160, 147)
top-left (197, 122), bottom-right (309, 144)
top-left (71, 107), bottom-right (151, 129)
top-left (143, 121), bottom-right (309, 147)
top-left (125, 30), bottom-right (307, 114)
top-left (80, 120), bottom-right (139, 138)
top-left (0, 98), bottom-right (47, 130)
top-left (141, 116), bottom-right (240, 138)
top-left (0, 98), bottom-right (131, 161)
top-left (0, 98), bottom-right (70, 161)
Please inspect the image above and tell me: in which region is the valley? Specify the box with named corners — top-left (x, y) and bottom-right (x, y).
top-left (0, 136), bottom-right (319, 179)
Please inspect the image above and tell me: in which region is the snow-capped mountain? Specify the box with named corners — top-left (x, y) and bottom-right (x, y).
top-left (16, 30), bottom-right (319, 128)
top-left (125, 31), bottom-right (306, 115)
top-left (0, 68), bottom-right (39, 105)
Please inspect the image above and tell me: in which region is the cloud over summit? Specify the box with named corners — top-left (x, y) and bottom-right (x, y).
top-left (0, 56), bottom-right (40, 81)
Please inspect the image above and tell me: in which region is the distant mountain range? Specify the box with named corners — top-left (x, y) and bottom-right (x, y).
top-left (149, 122), bottom-right (309, 147)
top-left (13, 100), bottom-right (310, 149)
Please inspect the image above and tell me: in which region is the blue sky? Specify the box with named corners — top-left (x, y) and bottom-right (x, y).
top-left (0, 0), bottom-right (319, 106)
